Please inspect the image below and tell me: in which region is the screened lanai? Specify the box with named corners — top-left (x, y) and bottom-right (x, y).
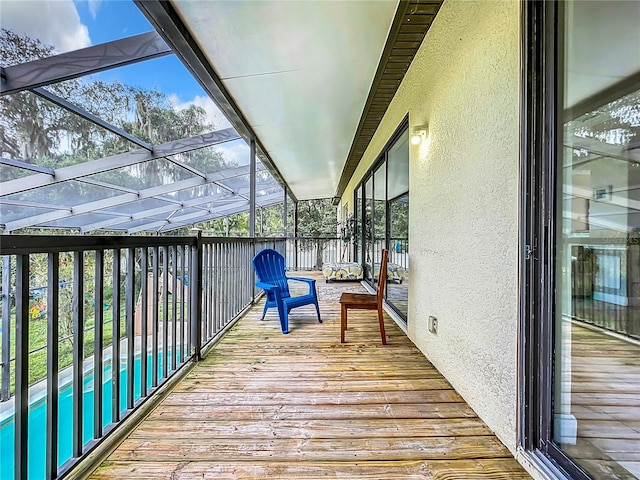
top-left (0, 10), bottom-right (289, 235)
top-left (1, 0), bottom-right (427, 234)
top-left (0, 2), bottom-right (452, 479)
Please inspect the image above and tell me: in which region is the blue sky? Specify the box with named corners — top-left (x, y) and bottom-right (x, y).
top-left (75, 0), bottom-right (149, 43)
top-left (74, 0), bottom-right (203, 103)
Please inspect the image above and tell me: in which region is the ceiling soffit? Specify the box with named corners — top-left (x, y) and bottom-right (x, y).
top-left (335, 0), bottom-right (443, 201)
top-left (137, 1), bottom-right (443, 202)
top-left (166, 0), bottom-right (398, 201)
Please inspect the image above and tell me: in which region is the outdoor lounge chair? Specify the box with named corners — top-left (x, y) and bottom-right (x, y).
top-left (252, 248), bottom-right (322, 334)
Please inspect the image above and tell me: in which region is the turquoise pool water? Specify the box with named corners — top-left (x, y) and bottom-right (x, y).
top-left (0, 351), bottom-right (174, 479)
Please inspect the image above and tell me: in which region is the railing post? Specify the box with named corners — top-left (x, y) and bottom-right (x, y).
top-left (93, 251), bottom-right (104, 439)
top-left (72, 251), bottom-right (84, 459)
top-left (46, 252), bottom-right (59, 480)
top-left (1, 255), bottom-right (11, 402)
top-left (283, 190), bottom-right (288, 236)
top-left (140, 248), bottom-right (148, 397)
top-left (249, 138), bottom-right (256, 238)
top-left (171, 246), bottom-right (178, 371)
top-left (125, 248), bottom-right (135, 410)
top-left (161, 246), bottom-right (169, 378)
top-left (251, 238), bottom-right (256, 303)
top-left (111, 250), bottom-right (121, 422)
top-left (151, 247), bottom-right (159, 388)
top-left (15, 254), bottom-right (29, 480)
top-left (294, 201), bottom-right (299, 270)
top-left (190, 232), bottom-right (203, 361)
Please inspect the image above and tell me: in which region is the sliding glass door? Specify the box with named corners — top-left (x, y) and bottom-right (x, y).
top-left (355, 121), bottom-right (409, 322)
top-left (554, 3), bottom-right (640, 478)
top-left (387, 130), bottom-right (409, 318)
top-left (524, 2), bottom-right (640, 478)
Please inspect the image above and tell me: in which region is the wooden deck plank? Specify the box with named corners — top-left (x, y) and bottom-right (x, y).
top-left (160, 389), bottom-right (465, 405)
top-left (129, 418), bottom-right (492, 438)
top-left (148, 403), bottom-right (477, 421)
top-left (109, 435), bottom-right (512, 462)
top-left (174, 378), bottom-right (453, 392)
top-left (92, 459), bottom-right (532, 480)
top-left (90, 273), bottom-right (529, 479)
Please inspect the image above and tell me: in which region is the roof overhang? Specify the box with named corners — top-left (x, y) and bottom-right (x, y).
top-left (139, 0), bottom-right (442, 201)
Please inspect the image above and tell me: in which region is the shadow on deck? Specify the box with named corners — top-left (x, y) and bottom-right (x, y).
top-left (90, 272), bottom-right (530, 479)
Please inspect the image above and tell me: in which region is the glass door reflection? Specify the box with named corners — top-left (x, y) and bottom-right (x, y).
top-left (553, 2), bottom-right (640, 477)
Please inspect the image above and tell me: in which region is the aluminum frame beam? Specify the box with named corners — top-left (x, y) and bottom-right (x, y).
top-left (134, 1), bottom-right (296, 202)
top-left (2, 163), bottom-right (256, 232)
top-left (80, 193), bottom-right (242, 233)
top-left (1, 32), bottom-right (171, 96)
top-left (131, 191), bottom-right (284, 234)
top-left (0, 198), bottom-right (71, 211)
top-left (78, 178), bottom-right (140, 195)
top-left (0, 157), bottom-right (54, 175)
top-left (33, 87), bottom-right (152, 150)
top-left (283, 191), bottom-right (288, 235)
top-left (82, 187), bottom-right (279, 234)
top-left (249, 139), bottom-right (256, 237)
top-left (0, 128), bottom-right (240, 197)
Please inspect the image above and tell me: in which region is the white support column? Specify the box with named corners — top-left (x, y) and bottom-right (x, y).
top-left (249, 138), bottom-right (256, 238)
top-left (294, 201), bottom-right (299, 270)
top-left (283, 190), bottom-right (288, 236)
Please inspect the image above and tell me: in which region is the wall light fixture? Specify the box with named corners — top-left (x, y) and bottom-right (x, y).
top-left (410, 124), bottom-right (429, 145)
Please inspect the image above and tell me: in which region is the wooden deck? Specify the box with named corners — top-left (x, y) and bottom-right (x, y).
top-left (562, 322), bottom-right (640, 479)
top-left (90, 273), bottom-right (530, 479)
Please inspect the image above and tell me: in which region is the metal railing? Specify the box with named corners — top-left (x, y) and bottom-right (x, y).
top-left (0, 234), bottom-right (285, 480)
top-left (569, 246), bottom-right (640, 340)
top-left (284, 237), bottom-right (353, 270)
top-left (291, 237), bottom-right (410, 272)
top-left (282, 237), bottom-right (409, 285)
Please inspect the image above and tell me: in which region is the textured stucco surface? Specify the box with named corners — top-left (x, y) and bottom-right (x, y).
top-left (341, 0), bottom-right (520, 452)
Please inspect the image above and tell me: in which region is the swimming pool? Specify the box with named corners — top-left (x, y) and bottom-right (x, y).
top-left (0, 351), bottom-right (172, 479)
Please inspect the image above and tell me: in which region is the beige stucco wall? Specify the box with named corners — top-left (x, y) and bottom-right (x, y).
top-left (341, 0), bottom-right (521, 452)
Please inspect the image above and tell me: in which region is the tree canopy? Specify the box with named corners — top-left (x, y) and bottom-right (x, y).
top-left (0, 28), bottom-right (231, 185)
top-left (296, 199), bottom-right (338, 237)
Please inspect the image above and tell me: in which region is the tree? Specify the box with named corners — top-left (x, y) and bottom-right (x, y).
top-left (1, 28), bottom-right (243, 232)
top-left (1, 28), bottom-right (233, 189)
top-left (389, 195), bottom-right (409, 252)
top-left (196, 211), bottom-right (251, 237)
top-left (296, 199), bottom-right (338, 269)
top-left (296, 199), bottom-right (338, 237)
top-left (258, 204), bottom-right (284, 236)
top-left (0, 29), bottom-right (81, 166)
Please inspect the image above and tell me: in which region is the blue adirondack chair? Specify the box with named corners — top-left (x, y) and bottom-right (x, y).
top-left (252, 248), bottom-right (322, 334)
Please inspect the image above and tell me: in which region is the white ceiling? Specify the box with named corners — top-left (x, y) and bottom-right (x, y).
top-left (565, 0), bottom-right (640, 108)
top-left (173, 0), bottom-right (398, 200)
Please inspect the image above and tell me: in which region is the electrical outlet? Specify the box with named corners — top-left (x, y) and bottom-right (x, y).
top-left (428, 316), bottom-right (438, 334)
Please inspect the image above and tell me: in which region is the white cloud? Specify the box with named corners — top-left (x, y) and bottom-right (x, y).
top-left (0, 0), bottom-right (91, 53)
top-left (169, 94), bottom-right (232, 132)
top-left (87, 0), bottom-right (102, 20)
top-left (218, 142), bottom-right (250, 167)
